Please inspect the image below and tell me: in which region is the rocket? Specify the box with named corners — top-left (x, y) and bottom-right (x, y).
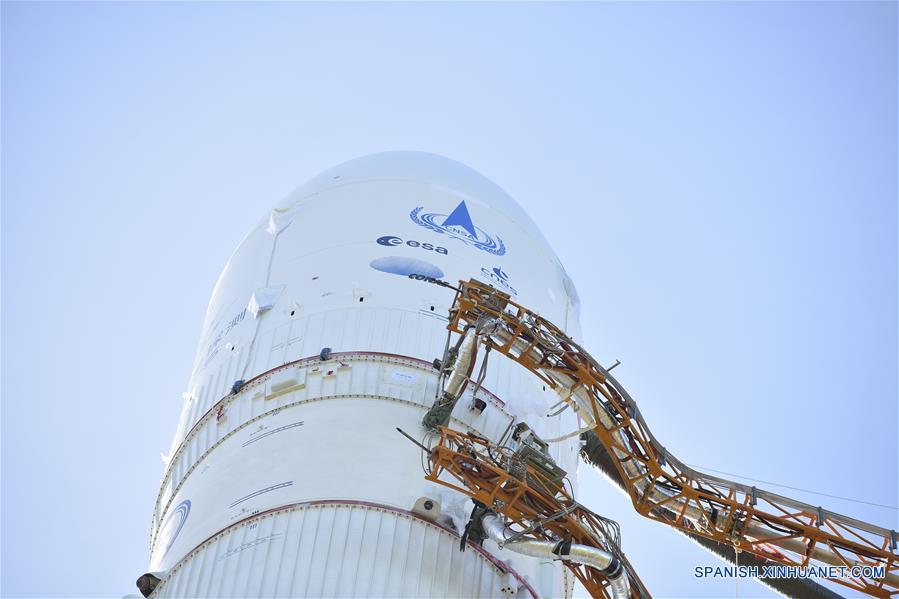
top-left (139, 152), bottom-right (587, 598)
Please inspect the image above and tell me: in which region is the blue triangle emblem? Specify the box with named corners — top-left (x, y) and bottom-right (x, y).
top-left (441, 201), bottom-right (478, 238)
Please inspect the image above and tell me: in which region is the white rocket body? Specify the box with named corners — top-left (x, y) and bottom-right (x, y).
top-left (147, 152), bottom-right (584, 598)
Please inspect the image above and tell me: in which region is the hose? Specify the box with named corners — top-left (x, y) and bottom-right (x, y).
top-left (481, 513), bottom-right (631, 599)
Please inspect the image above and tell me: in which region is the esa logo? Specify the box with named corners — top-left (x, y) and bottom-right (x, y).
top-left (481, 266), bottom-right (518, 295)
top-left (377, 235), bottom-right (448, 254)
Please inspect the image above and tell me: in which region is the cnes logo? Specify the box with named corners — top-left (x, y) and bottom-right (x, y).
top-left (480, 266), bottom-right (517, 295)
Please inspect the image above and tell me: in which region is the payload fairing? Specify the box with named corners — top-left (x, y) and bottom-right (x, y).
top-left (142, 152), bottom-right (586, 598)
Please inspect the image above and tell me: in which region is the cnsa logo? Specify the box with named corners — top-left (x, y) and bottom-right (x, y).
top-left (410, 200), bottom-right (506, 256)
top-left (377, 235), bottom-right (448, 254)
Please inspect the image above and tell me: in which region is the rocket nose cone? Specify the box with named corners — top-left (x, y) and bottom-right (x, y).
top-left (268, 151), bottom-right (577, 315)
top-left (277, 151), bottom-right (537, 236)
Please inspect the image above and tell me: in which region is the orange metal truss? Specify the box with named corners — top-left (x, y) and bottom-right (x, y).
top-left (425, 426), bottom-right (647, 598)
top-left (435, 279), bottom-right (898, 598)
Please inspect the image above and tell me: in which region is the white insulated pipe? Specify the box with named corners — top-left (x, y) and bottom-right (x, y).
top-left (445, 327), bottom-right (478, 399)
top-left (422, 326), bottom-right (479, 430)
top-left (481, 514), bottom-right (631, 599)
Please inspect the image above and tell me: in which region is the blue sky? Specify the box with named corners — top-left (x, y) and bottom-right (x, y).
top-left (2, 2), bottom-right (896, 597)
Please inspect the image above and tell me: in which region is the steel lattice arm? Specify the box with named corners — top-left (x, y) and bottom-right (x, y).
top-left (441, 279), bottom-right (898, 598)
top-left (422, 427), bottom-right (650, 598)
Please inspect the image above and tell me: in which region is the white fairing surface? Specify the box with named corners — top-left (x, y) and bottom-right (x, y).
top-left (148, 152), bottom-right (583, 598)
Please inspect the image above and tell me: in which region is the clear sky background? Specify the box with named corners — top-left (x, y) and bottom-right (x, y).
top-left (2, 2), bottom-right (896, 598)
